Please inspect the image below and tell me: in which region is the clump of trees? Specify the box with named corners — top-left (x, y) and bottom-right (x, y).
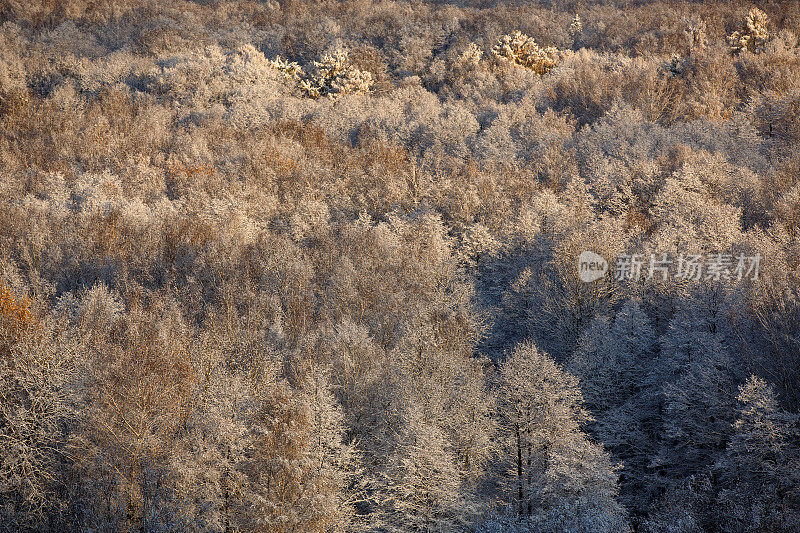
top-left (1, 0), bottom-right (800, 531)
top-left (269, 49), bottom-right (374, 99)
top-left (728, 8), bottom-right (770, 54)
top-left (491, 31), bottom-right (560, 75)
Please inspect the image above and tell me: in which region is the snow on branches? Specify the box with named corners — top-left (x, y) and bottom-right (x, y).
top-left (268, 49), bottom-right (374, 99)
top-left (491, 31), bottom-right (559, 75)
top-left (728, 8), bottom-right (770, 55)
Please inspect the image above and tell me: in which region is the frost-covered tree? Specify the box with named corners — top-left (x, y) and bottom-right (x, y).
top-left (728, 8), bottom-right (770, 55)
top-left (654, 291), bottom-right (741, 483)
top-left (525, 208), bottom-right (626, 359)
top-left (69, 294), bottom-right (195, 532)
top-left (684, 17), bottom-right (708, 52)
top-left (650, 162), bottom-right (744, 252)
top-left (714, 376), bottom-right (800, 532)
top-left (377, 311), bottom-right (494, 528)
top-left (571, 300), bottom-right (656, 412)
top-left (658, 338), bottom-right (737, 481)
top-left (246, 370), bottom-right (358, 533)
top-left (569, 300), bottom-right (661, 515)
top-left (300, 49), bottom-right (374, 99)
top-left (496, 342), bottom-right (626, 529)
top-left (0, 300), bottom-right (81, 531)
top-left (327, 319), bottom-right (387, 443)
top-left (492, 32), bottom-right (559, 75)
top-left (383, 405), bottom-right (475, 532)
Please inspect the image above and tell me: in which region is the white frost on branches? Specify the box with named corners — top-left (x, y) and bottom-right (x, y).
top-left (491, 31), bottom-right (559, 75)
top-left (568, 15), bottom-right (583, 38)
top-left (728, 8), bottom-right (770, 54)
top-left (459, 42), bottom-right (484, 68)
top-left (267, 55), bottom-right (302, 81)
top-left (683, 17), bottom-right (708, 51)
top-left (268, 49), bottom-right (374, 99)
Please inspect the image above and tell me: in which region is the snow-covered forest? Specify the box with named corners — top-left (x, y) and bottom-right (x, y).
top-left (1, 0), bottom-right (799, 531)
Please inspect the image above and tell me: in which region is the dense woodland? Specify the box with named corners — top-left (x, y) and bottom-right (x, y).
top-left (1, 0), bottom-right (800, 531)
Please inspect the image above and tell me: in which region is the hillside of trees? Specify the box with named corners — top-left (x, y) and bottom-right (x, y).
top-left (1, 0), bottom-right (800, 531)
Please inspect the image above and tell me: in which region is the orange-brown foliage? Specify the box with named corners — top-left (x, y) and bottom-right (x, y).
top-left (0, 281), bottom-right (35, 355)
